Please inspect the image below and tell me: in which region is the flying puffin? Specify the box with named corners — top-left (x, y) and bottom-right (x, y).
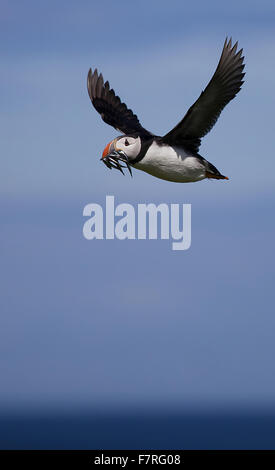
top-left (87, 37), bottom-right (245, 183)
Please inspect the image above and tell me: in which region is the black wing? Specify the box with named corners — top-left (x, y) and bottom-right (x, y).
top-left (87, 68), bottom-right (152, 137)
top-left (162, 38), bottom-right (245, 153)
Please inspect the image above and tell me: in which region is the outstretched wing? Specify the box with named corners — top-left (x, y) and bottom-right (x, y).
top-left (162, 38), bottom-right (245, 153)
top-left (87, 68), bottom-right (152, 137)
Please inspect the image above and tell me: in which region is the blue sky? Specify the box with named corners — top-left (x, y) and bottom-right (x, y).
top-left (1, 0), bottom-right (275, 413)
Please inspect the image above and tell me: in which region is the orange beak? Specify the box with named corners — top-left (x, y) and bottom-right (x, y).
top-left (101, 140), bottom-right (115, 160)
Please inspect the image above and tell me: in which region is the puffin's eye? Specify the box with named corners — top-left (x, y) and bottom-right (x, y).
top-left (125, 139), bottom-right (130, 146)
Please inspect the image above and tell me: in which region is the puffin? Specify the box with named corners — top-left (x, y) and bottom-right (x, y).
top-left (87, 37), bottom-right (245, 183)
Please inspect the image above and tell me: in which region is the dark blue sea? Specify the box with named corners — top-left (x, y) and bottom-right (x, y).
top-left (1, 409), bottom-right (274, 449)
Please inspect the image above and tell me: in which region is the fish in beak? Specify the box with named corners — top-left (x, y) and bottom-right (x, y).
top-left (101, 140), bottom-right (132, 176)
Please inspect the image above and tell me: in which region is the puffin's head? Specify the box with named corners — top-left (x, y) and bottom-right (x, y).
top-left (101, 136), bottom-right (141, 175)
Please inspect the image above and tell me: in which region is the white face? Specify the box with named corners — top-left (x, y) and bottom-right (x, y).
top-left (115, 136), bottom-right (141, 161)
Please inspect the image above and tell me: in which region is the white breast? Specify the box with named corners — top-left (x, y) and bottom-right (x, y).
top-left (134, 141), bottom-right (206, 183)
